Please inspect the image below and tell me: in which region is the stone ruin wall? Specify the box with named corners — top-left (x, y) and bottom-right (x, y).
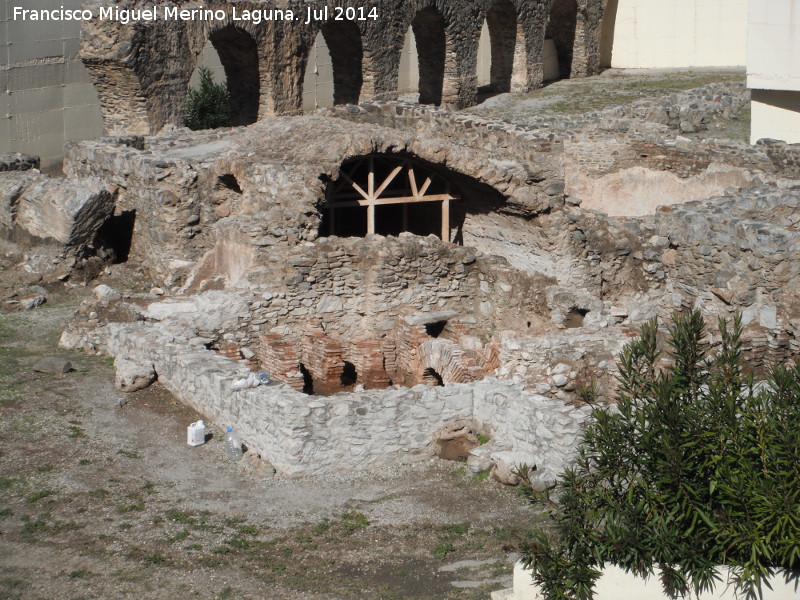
top-left (52, 81), bottom-right (800, 407)
top-left (78, 0), bottom-right (607, 135)
top-left (65, 316), bottom-right (592, 484)
top-left (4, 71), bottom-right (797, 478)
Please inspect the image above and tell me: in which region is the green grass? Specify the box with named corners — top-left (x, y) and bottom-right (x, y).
top-left (26, 489), bottom-right (56, 503)
top-left (432, 542), bottom-right (456, 560)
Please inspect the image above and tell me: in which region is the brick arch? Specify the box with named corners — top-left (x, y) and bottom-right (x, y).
top-left (418, 339), bottom-right (483, 385)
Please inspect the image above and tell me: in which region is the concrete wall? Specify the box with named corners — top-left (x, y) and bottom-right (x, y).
top-left (604, 0), bottom-right (748, 68)
top-left (748, 0), bottom-right (800, 144)
top-left (494, 561), bottom-right (799, 600)
top-left (302, 32), bottom-right (335, 112)
top-left (0, 0), bottom-right (103, 171)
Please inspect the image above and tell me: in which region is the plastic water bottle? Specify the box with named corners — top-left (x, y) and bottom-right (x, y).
top-left (224, 427), bottom-right (243, 461)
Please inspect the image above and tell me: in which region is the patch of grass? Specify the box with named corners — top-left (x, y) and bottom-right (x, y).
top-left (225, 536), bottom-right (251, 550)
top-left (119, 522), bottom-right (133, 530)
top-left (36, 464), bottom-right (54, 473)
top-left (117, 501), bottom-right (145, 513)
top-left (472, 469), bottom-right (492, 482)
top-left (143, 553), bottom-right (169, 566)
top-left (237, 525), bottom-right (259, 536)
top-left (26, 489), bottom-right (56, 503)
top-left (212, 546), bottom-right (232, 555)
top-left (476, 434), bottom-right (490, 445)
top-left (0, 507), bottom-right (13, 517)
top-left (141, 481), bottom-right (157, 495)
top-left (312, 520), bottom-right (330, 535)
top-left (339, 512), bottom-right (369, 536)
top-left (439, 523), bottom-right (470, 537)
top-left (77, 458), bottom-right (93, 466)
top-left (67, 425), bottom-right (87, 439)
top-left (0, 477), bottom-right (20, 491)
top-left (432, 542), bottom-right (456, 560)
top-left (117, 449), bottom-right (141, 459)
top-left (22, 517), bottom-right (80, 534)
top-left (218, 587), bottom-right (234, 599)
top-left (87, 489), bottom-right (110, 499)
top-left (167, 529), bottom-right (190, 542)
top-left (165, 509), bottom-right (195, 525)
top-left (185, 543), bottom-right (202, 551)
top-left (68, 570), bottom-right (90, 579)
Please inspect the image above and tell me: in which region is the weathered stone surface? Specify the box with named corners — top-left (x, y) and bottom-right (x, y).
top-left (114, 357), bottom-right (156, 393)
top-left (1, 171), bottom-right (115, 251)
top-left (78, 0), bottom-right (606, 134)
top-left (33, 356), bottom-right (72, 374)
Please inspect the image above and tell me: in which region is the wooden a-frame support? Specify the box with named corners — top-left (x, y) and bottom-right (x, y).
top-left (324, 155), bottom-right (459, 242)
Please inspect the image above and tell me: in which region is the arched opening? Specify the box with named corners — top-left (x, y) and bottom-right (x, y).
top-left (209, 26), bottom-right (260, 126)
top-left (599, 0), bottom-right (620, 69)
top-left (397, 26), bottom-right (420, 96)
top-left (303, 32), bottom-right (334, 112)
top-left (189, 40), bottom-right (227, 90)
top-left (545, 0), bottom-right (578, 80)
top-left (302, 23), bottom-right (363, 112)
top-left (411, 8), bottom-right (446, 105)
top-left (423, 368), bottom-right (445, 387)
top-left (321, 153), bottom-right (509, 244)
top-left (321, 154), bottom-right (461, 242)
top-left (477, 0), bottom-right (524, 94)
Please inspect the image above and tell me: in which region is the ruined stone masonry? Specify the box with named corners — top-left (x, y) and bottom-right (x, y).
top-left (79, 0), bottom-right (606, 134)
top-left (4, 4), bottom-right (800, 481)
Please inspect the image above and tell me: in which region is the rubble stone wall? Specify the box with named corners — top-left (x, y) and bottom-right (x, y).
top-left (100, 320), bottom-right (591, 479)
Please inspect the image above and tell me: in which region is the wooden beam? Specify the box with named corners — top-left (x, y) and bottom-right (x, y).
top-left (368, 156), bottom-right (375, 200)
top-left (323, 193), bottom-right (456, 209)
top-left (442, 198), bottom-right (450, 243)
top-left (419, 176), bottom-right (432, 196)
top-left (367, 203), bottom-right (375, 235)
top-left (338, 169), bottom-right (370, 202)
top-left (373, 165), bottom-right (404, 198)
top-left (408, 167), bottom-right (419, 198)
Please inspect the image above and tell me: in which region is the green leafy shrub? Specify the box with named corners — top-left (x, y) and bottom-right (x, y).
top-left (184, 67), bottom-right (230, 130)
top-left (520, 310), bottom-right (800, 599)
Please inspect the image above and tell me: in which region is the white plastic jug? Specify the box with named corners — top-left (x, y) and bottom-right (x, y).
top-left (187, 420), bottom-right (206, 446)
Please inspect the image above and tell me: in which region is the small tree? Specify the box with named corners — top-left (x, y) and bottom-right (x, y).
top-left (520, 310), bottom-right (800, 599)
top-left (184, 66), bottom-right (230, 130)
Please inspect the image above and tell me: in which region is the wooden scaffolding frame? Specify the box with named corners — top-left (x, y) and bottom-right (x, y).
top-left (323, 155), bottom-right (460, 242)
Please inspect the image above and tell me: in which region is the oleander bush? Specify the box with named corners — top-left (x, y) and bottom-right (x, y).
top-left (520, 310), bottom-right (800, 599)
top-left (184, 66), bottom-right (230, 131)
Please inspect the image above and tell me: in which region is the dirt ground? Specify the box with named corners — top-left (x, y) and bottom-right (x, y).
top-left (0, 276), bottom-right (540, 600)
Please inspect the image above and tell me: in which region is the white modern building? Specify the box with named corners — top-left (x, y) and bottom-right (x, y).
top-left (747, 0), bottom-right (800, 144)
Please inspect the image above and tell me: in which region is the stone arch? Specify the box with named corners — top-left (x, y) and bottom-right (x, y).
top-left (479, 0), bottom-right (527, 94)
top-left (411, 7), bottom-right (447, 105)
top-left (302, 21), bottom-right (364, 112)
top-left (208, 25), bottom-right (260, 126)
top-left (322, 20), bottom-right (364, 106)
top-left (546, 0), bottom-right (579, 80)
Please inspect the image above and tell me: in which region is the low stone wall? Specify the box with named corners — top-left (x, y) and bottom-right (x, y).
top-left (92, 320), bottom-right (591, 480)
